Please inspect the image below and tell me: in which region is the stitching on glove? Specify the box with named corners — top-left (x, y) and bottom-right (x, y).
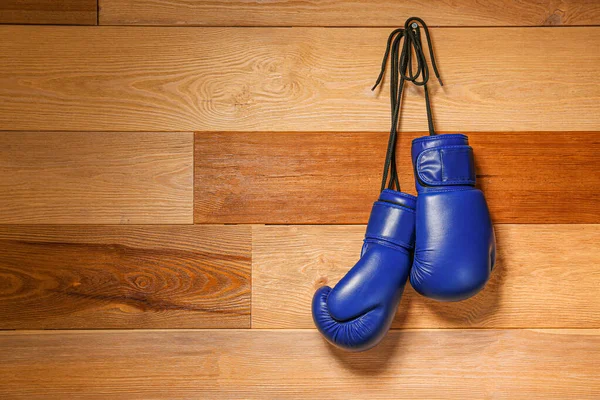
top-left (412, 133), bottom-right (467, 144)
top-left (373, 201), bottom-right (415, 214)
top-left (363, 237), bottom-right (413, 253)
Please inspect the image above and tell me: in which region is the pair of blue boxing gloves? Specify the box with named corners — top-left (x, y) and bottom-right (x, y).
top-left (312, 134), bottom-right (496, 351)
top-left (312, 17), bottom-right (496, 351)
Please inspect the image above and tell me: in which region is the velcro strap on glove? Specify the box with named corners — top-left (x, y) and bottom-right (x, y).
top-left (365, 201), bottom-right (415, 250)
top-left (416, 145), bottom-right (476, 186)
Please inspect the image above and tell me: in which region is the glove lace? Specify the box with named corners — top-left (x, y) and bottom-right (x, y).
top-left (372, 17), bottom-right (443, 192)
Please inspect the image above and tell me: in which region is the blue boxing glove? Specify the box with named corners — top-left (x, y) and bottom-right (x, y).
top-left (312, 189), bottom-right (416, 351)
top-left (410, 134), bottom-right (496, 301)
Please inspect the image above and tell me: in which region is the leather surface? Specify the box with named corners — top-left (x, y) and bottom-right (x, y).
top-left (411, 134), bottom-right (496, 301)
top-left (312, 189), bottom-right (416, 351)
top-left (416, 145), bottom-right (476, 186)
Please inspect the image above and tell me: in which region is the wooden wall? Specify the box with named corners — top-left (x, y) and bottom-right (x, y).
top-left (0, 1), bottom-right (599, 398)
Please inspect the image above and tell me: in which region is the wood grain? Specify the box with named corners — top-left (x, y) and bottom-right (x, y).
top-left (0, 329), bottom-right (598, 399)
top-left (98, 0), bottom-right (600, 27)
top-left (0, 0), bottom-right (97, 25)
top-left (252, 225), bottom-right (600, 329)
top-left (195, 131), bottom-right (600, 224)
top-left (0, 131), bottom-right (193, 224)
top-left (0, 225), bottom-right (251, 329)
top-left (1, 26), bottom-right (599, 132)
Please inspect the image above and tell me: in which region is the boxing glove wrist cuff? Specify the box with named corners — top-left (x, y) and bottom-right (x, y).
top-left (416, 144), bottom-right (476, 186)
top-left (365, 198), bottom-right (416, 250)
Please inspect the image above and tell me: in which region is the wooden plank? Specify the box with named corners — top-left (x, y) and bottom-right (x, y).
top-left (195, 131), bottom-right (600, 224)
top-left (0, 131), bottom-right (193, 224)
top-left (252, 225), bottom-right (600, 329)
top-left (0, 225), bottom-right (251, 329)
top-left (0, 329), bottom-right (598, 398)
top-left (0, 0), bottom-right (97, 25)
top-left (1, 26), bottom-right (599, 132)
top-left (98, 0), bottom-right (600, 27)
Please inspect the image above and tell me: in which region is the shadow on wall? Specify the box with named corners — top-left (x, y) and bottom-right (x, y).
top-left (324, 328), bottom-right (408, 374)
top-left (317, 228), bottom-right (505, 369)
top-left (395, 231), bottom-right (504, 328)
